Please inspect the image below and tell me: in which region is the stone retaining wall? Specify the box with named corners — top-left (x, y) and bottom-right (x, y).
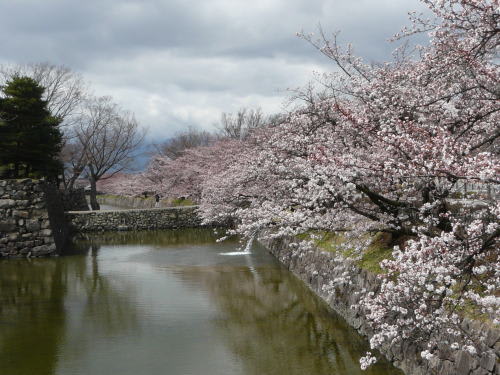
top-left (66, 206), bottom-right (203, 232)
top-left (0, 179), bottom-right (68, 257)
top-left (262, 236), bottom-right (499, 375)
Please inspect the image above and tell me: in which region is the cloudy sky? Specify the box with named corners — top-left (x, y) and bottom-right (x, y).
top-left (0, 0), bottom-right (427, 142)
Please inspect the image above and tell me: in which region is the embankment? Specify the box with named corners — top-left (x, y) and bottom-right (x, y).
top-left (66, 206), bottom-right (202, 232)
top-left (0, 179), bottom-right (69, 257)
top-left (261, 236), bottom-right (499, 375)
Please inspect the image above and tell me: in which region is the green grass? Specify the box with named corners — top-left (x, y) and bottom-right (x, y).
top-left (454, 299), bottom-right (493, 324)
top-left (170, 198), bottom-right (195, 207)
top-left (300, 230), bottom-right (393, 274)
top-left (98, 194), bottom-right (123, 199)
top-left (358, 243), bottom-right (393, 273)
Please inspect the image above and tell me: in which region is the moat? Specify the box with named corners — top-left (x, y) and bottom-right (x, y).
top-left (0, 228), bottom-right (402, 375)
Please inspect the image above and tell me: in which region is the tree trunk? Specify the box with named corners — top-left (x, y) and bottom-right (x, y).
top-left (89, 174), bottom-right (100, 210)
top-left (67, 171), bottom-right (80, 192)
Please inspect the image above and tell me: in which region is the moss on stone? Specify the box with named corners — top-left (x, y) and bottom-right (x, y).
top-left (300, 230), bottom-right (393, 274)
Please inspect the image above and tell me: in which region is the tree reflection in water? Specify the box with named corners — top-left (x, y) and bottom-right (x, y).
top-left (72, 228), bottom-right (230, 249)
top-left (0, 242), bottom-right (138, 375)
top-left (163, 248), bottom-right (402, 375)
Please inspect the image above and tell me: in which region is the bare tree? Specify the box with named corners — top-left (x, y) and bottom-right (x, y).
top-left (217, 107), bottom-right (268, 140)
top-left (159, 126), bottom-right (214, 160)
top-left (0, 62), bottom-right (86, 127)
top-left (62, 96), bottom-right (117, 191)
top-left (63, 96), bottom-right (145, 209)
top-left (156, 108), bottom-right (277, 161)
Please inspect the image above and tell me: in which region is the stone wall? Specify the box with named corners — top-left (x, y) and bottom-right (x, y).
top-left (0, 179), bottom-right (68, 257)
top-left (66, 206), bottom-right (203, 232)
top-left (262, 236), bottom-right (499, 375)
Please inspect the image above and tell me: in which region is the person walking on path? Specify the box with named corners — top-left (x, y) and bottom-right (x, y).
top-left (155, 193), bottom-right (160, 208)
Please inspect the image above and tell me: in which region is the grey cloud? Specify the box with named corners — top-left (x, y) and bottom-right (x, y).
top-left (2, 0), bottom-right (425, 64)
top-left (0, 0), bottom-right (427, 140)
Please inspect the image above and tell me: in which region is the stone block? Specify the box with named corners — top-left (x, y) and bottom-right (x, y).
top-left (16, 200), bottom-right (29, 208)
top-left (13, 190), bottom-right (27, 199)
top-left (455, 348), bottom-right (475, 375)
top-left (26, 220), bottom-right (41, 232)
top-left (7, 233), bottom-right (19, 241)
top-left (32, 210), bottom-right (49, 218)
top-left (12, 210), bottom-right (29, 218)
top-left (0, 220), bottom-right (16, 232)
top-left (486, 328), bottom-right (500, 348)
top-left (32, 244), bottom-right (55, 256)
top-left (0, 199), bottom-right (15, 208)
top-left (479, 352), bottom-right (496, 372)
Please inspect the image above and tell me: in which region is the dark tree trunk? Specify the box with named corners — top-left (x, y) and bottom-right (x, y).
top-left (89, 174), bottom-right (100, 210)
top-left (67, 172), bottom-right (79, 192)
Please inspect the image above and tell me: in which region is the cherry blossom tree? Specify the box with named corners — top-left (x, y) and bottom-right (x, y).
top-left (199, 0), bottom-right (499, 369)
top-left (96, 172), bottom-right (145, 197)
top-left (143, 139), bottom-right (246, 202)
top-left (98, 138), bottom-right (246, 203)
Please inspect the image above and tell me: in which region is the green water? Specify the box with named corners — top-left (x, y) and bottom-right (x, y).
top-left (0, 229), bottom-right (403, 375)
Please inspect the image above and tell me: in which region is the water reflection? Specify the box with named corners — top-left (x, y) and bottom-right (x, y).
top-left (71, 228), bottom-right (231, 250)
top-left (0, 229), bottom-right (402, 375)
top-left (0, 259), bottom-right (66, 375)
top-left (164, 249), bottom-right (400, 375)
top-left (0, 247), bottom-right (138, 375)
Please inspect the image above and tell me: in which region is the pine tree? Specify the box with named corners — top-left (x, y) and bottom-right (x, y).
top-left (0, 76), bottom-right (62, 179)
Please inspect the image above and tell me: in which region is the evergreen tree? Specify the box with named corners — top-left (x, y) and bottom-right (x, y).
top-left (0, 76), bottom-right (62, 179)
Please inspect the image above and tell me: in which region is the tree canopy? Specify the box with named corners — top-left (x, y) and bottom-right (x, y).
top-left (0, 76), bottom-right (62, 179)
